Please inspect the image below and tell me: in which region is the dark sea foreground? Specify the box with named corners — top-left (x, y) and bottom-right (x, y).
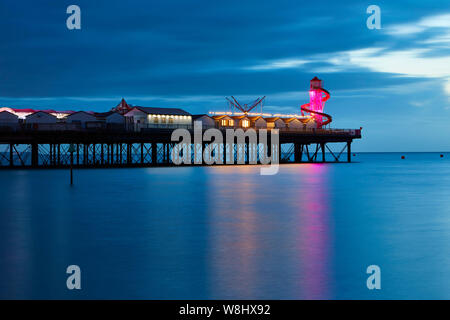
top-left (0, 153), bottom-right (449, 299)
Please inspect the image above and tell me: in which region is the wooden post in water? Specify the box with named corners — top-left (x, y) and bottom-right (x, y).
top-left (9, 144), bottom-right (13, 167)
top-left (321, 143), bottom-right (326, 162)
top-left (347, 141), bottom-right (352, 163)
top-left (151, 142), bottom-right (157, 165)
top-left (68, 144), bottom-right (75, 186)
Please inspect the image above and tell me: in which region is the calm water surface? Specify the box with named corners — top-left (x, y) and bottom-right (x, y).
top-left (0, 153), bottom-right (449, 299)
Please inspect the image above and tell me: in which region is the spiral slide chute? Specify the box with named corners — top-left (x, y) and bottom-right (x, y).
top-left (300, 86), bottom-right (332, 128)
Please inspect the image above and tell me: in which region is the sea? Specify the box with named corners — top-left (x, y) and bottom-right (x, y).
top-left (0, 152), bottom-right (449, 299)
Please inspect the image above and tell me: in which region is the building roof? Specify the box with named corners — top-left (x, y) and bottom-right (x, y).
top-left (12, 108), bottom-right (36, 113)
top-left (66, 111), bottom-right (97, 118)
top-left (192, 114), bottom-right (212, 120)
top-left (264, 117), bottom-right (281, 122)
top-left (26, 111), bottom-right (57, 118)
top-left (94, 111), bottom-right (123, 118)
top-left (300, 118), bottom-right (314, 124)
top-left (0, 110), bottom-right (18, 117)
top-left (130, 106), bottom-right (191, 116)
top-left (55, 110), bottom-right (76, 115)
top-left (112, 98), bottom-right (132, 114)
top-left (231, 115), bottom-right (249, 120)
top-left (247, 116), bottom-right (264, 121)
top-left (282, 117), bottom-right (302, 123)
top-left (211, 115), bottom-right (232, 120)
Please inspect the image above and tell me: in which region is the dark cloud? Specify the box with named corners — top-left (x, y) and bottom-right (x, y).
top-left (0, 0), bottom-right (449, 150)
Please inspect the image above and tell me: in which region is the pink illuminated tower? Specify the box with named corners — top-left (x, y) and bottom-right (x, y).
top-left (301, 76), bottom-right (331, 128)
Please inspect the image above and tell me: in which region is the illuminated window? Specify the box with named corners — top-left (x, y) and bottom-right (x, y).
top-left (168, 117), bottom-right (173, 124)
top-left (242, 120), bottom-right (249, 128)
top-left (221, 119), bottom-right (227, 126)
top-left (229, 120), bottom-right (234, 126)
top-left (153, 117), bottom-right (159, 123)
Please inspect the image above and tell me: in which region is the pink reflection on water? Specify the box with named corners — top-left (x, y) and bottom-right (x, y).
top-left (205, 164), bottom-right (334, 299)
top-left (295, 164), bottom-right (334, 299)
top-left (206, 166), bottom-right (264, 298)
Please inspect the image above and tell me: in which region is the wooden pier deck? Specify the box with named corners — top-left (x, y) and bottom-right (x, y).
top-left (0, 127), bottom-right (361, 168)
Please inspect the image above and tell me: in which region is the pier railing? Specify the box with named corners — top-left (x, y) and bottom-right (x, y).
top-left (0, 124), bottom-right (361, 138)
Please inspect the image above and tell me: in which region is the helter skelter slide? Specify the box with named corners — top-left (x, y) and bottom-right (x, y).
top-left (300, 76), bottom-right (332, 128)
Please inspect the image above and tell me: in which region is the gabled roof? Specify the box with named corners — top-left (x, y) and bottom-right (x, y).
top-left (212, 115), bottom-right (233, 120)
top-left (26, 111), bottom-right (57, 118)
top-left (128, 106), bottom-right (191, 116)
top-left (282, 117), bottom-right (302, 123)
top-left (300, 118), bottom-right (314, 124)
top-left (112, 98), bottom-right (132, 114)
top-left (231, 115), bottom-right (249, 120)
top-left (0, 110), bottom-right (19, 118)
top-left (12, 108), bottom-right (36, 113)
top-left (66, 111), bottom-right (97, 118)
top-left (247, 116), bottom-right (264, 121)
top-left (192, 114), bottom-right (213, 120)
top-left (55, 110), bottom-right (76, 115)
top-left (264, 117), bottom-right (281, 122)
top-left (94, 111), bottom-right (123, 118)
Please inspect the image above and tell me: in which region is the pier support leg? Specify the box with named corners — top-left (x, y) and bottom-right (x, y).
top-left (223, 143), bottom-right (227, 164)
top-left (167, 143), bottom-right (170, 163)
top-left (141, 143), bottom-right (144, 164)
top-left (347, 141), bottom-right (351, 163)
top-left (101, 144), bottom-right (104, 165)
top-left (31, 143), bottom-right (38, 167)
top-left (245, 142), bottom-right (249, 164)
top-left (84, 144), bottom-right (88, 165)
top-left (110, 144), bottom-right (114, 164)
top-left (127, 143), bottom-right (131, 165)
top-left (9, 144), bottom-right (13, 167)
top-left (49, 144), bottom-right (53, 166)
top-left (77, 144), bottom-right (80, 165)
top-left (277, 143), bottom-right (281, 163)
top-left (57, 144), bottom-right (60, 165)
top-left (152, 142), bottom-right (157, 165)
top-left (294, 143), bottom-right (301, 163)
top-left (162, 143), bottom-right (166, 164)
top-left (202, 143), bottom-right (206, 165)
top-left (321, 143), bottom-right (326, 163)
top-left (93, 144), bottom-right (96, 165)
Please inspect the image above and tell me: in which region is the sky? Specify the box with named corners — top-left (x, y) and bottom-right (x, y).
top-left (1, 0), bottom-right (449, 151)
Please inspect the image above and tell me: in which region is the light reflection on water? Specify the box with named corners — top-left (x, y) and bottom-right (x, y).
top-left (0, 153), bottom-right (449, 299)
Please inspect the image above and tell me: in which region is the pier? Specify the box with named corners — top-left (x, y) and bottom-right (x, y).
top-left (0, 127), bottom-right (361, 168)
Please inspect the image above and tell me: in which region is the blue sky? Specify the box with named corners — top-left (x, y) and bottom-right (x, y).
top-left (1, 0), bottom-right (449, 151)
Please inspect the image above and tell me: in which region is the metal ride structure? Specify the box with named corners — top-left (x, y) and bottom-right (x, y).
top-left (226, 96), bottom-right (266, 114)
top-left (300, 77), bottom-right (332, 128)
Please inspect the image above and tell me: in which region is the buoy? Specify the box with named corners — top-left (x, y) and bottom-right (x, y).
top-left (401, 155), bottom-right (405, 159)
top-left (440, 154), bottom-right (444, 158)
top-left (353, 153), bottom-right (356, 156)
